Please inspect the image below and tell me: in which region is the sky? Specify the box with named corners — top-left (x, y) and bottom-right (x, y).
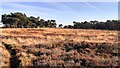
top-left (0, 2), bottom-right (118, 25)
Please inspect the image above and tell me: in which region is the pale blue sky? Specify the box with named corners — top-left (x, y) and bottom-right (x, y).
top-left (1, 2), bottom-right (118, 25)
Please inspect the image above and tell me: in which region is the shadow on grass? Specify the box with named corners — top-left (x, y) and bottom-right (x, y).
top-left (2, 42), bottom-right (21, 68)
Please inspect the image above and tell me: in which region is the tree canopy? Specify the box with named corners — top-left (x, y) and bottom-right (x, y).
top-left (1, 12), bottom-right (120, 30)
top-left (2, 12), bottom-right (57, 28)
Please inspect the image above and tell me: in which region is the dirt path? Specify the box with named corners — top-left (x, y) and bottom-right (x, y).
top-left (2, 42), bottom-right (21, 68)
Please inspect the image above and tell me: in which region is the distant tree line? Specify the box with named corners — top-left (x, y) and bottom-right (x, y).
top-left (2, 12), bottom-right (57, 28)
top-left (64, 20), bottom-right (120, 30)
top-left (1, 12), bottom-right (120, 30)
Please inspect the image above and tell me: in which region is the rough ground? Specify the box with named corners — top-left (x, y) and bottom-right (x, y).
top-left (0, 28), bottom-right (119, 67)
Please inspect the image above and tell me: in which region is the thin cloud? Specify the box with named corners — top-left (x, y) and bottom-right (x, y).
top-left (2, 2), bottom-right (75, 15)
top-left (44, 2), bottom-right (73, 11)
top-left (81, 0), bottom-right (101, 11)
top-left (2, 2), bottom-right (58, 19)
top-left (3, 2), bottom-right (55, 12)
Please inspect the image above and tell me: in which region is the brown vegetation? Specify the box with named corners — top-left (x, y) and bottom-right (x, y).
top-left (0, 28), bottom-right (119, 67)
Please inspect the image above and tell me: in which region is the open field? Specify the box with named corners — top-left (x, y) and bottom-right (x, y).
top-left (0, 28), bottom-right (119, 67)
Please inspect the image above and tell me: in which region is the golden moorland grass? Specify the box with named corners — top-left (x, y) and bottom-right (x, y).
top-left (1, 28), bottom-right (119, 45)
top-left (0, 28), bottom-right (119, 67)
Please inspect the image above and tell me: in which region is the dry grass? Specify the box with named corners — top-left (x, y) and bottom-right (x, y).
top-left (0, 28), bottom-right (119, 67)
top-left (1, 28), bottom-right (118, 45)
